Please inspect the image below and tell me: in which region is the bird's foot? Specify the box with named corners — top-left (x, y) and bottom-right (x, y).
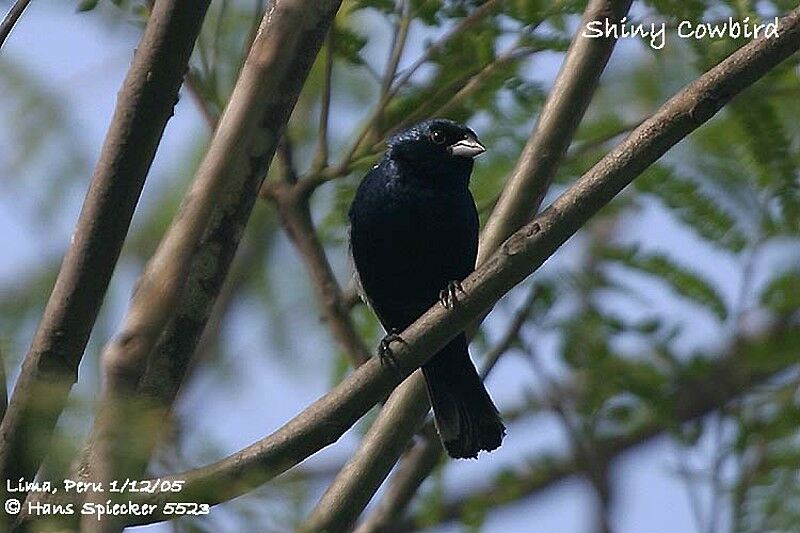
top-left (378, 329), bottom-right (407, 370)
top-left (439, 280), bottom-right (466, 309)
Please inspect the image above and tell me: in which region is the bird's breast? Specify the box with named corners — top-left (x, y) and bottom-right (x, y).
top-left (350, 178), bottom-right (478, 328)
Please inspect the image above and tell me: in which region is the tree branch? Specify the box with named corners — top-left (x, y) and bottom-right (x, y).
top-left (0, 0), bottom-right (211, 501)
top-left (353, 422), bottom-right (441, 533)
top-left (262, 137), bottom-right (372, 367)
top-left (479, 282), bottom-right (539, 379)
top-left (301, 373), bottom-right (430, 532)
top-left (108, 10), bottom-right (800, 526)
top-left (311, 28), bottom-right (334, 173)
top-left (269, 182), bottom-right (372, 366)
top-left (0, 0), bottom-right (31, 50)
top-left (185, 67), bottom-right (219, 129)
top-left (477, 0), bottom-right (633, 263)
top-left (379, 0), bottom-right (411, 99)
top-left (77, 0), bottom-right (343, 524)
top-left (352, 285), bottom-right (541, 533)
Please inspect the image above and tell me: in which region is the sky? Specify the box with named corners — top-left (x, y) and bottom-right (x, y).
top-left (0, 2), bottom-right (748, 532)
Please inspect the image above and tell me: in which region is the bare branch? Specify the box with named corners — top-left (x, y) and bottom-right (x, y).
top-left (355, 284), bottom-right (543, 533)
top-left (275, 136), bottom-right (299, 184)
top-left (261, 132), bottom-right (372, 368)
top-left (79, 0), bottom-right (344, 522)
top-left (265, 171), bottom-right (372, 367)
top-left (301, 375), bottom-right (430, 532)
top-left (185, 68), bottom-right (219, 129)
top-left (478, 0), bottom-right (633, 264)
top-left (0, 0), bottom-right (31, 50)
top-left (380, 0), bottom-right (412, 98)
top-left (311, 29), bottom-right (334, 172)
top-left (480, 282), bottom-right (539, 379)
top-left (353, 423), bottom-right (441, 533)
top-left (391, 37), bottom-right (542, 134)
top-left (106, 11), bottom-right (800, 527)
top-left (0, 0), bottom-right (211, 499)
top-left (388, 0), bottom-right (503, 100)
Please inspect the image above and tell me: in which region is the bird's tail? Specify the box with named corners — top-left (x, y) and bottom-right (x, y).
top-left (421, 333), bottom-right (505, 459)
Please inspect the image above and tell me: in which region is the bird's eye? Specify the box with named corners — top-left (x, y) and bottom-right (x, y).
top-left (431, 130), bottom-right (446, 145)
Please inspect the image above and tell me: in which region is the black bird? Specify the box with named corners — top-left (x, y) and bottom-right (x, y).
top-left (348, 118), bottom-right (505, 459)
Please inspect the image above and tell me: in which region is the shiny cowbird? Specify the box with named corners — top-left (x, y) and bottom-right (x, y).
top-left (348, 119), bottom-right (505, 458)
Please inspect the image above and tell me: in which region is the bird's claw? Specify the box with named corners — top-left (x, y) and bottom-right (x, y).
top-left (439, 280), bottom-right (466, 309)
top-left (378, 330), bottom-right (407, 370)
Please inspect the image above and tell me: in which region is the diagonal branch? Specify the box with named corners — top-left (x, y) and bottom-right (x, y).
top-left (0, 0), bottom-right (211, 501)
top-left (311, 28), bottom-right (334, 173)
top-left (478, 0), bottom-right (634, 263)
top-left (0, 0), bottom-right (31, 50)
top-left (97, 10), bottom-right (800, 526)
top-left (77, 0), bottom-right (344, 523)
top-left (263, 142), bottom-right (372, 367)
top-left (303, 1), bottom-right (634, 529)
top-left (354, 284), bottom-right (541, 533)
top-left (480, 282), bottom-right (540, 379)
top-left (380, 0), bottom-right (412, 99)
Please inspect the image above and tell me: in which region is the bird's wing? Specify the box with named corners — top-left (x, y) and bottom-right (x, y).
top-left (347, 223), bottom-right (392, 331)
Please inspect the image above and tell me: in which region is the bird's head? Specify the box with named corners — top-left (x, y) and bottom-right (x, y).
top-left (386, 119), bottom-right (485, 184)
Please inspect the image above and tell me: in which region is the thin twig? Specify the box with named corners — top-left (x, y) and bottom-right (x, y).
top-left (210, 0), bottom-right (228, 79)
top-left (276, 136), bottom-right (299, 184)
top-left (524, 341), bottom-right (613, 532)
top-left (387, 0), bottom-right (503, 100)
top-left (335, 0), bottom-right (504, 171)
top-left (480, 282), bottom-right (539, 379)
top-left (185, 68), bottom-right (219, 129)
top-left (379, 0), bottom-right (412, 98)
top-left (266, 156), bottom-right (372, 367)
top-left (312, 29), bottom-right (334, 172)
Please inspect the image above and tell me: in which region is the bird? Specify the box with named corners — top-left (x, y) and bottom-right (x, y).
top-left (348, 118), bottom-right (505, 459)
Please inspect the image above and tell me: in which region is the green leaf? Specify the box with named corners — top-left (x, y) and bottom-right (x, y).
top-left (760, 267), bottom-right (800, 314)
top-left (412, 0), bottom-right (443, 26)
top-left (353, 0), bottom-right (396, 14)
top-left (603, 245), bottom-right (729, 320)
top-left (728, 96), bottom-right (800, 233)
top-left (332, 24), bottom-right (368, 65)
top-left (643, 0), bottom-right (707, 19)
top-left (636, 164), bottom-right (749, 253)
top-left (77, 0), bottom-right (100, 11)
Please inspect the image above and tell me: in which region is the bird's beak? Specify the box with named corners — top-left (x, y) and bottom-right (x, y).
top-left (449, 136), bottom-right (486, 158)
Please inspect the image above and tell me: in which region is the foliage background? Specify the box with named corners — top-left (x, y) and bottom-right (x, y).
top-left (0, 0), bottom-right (798, 531)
